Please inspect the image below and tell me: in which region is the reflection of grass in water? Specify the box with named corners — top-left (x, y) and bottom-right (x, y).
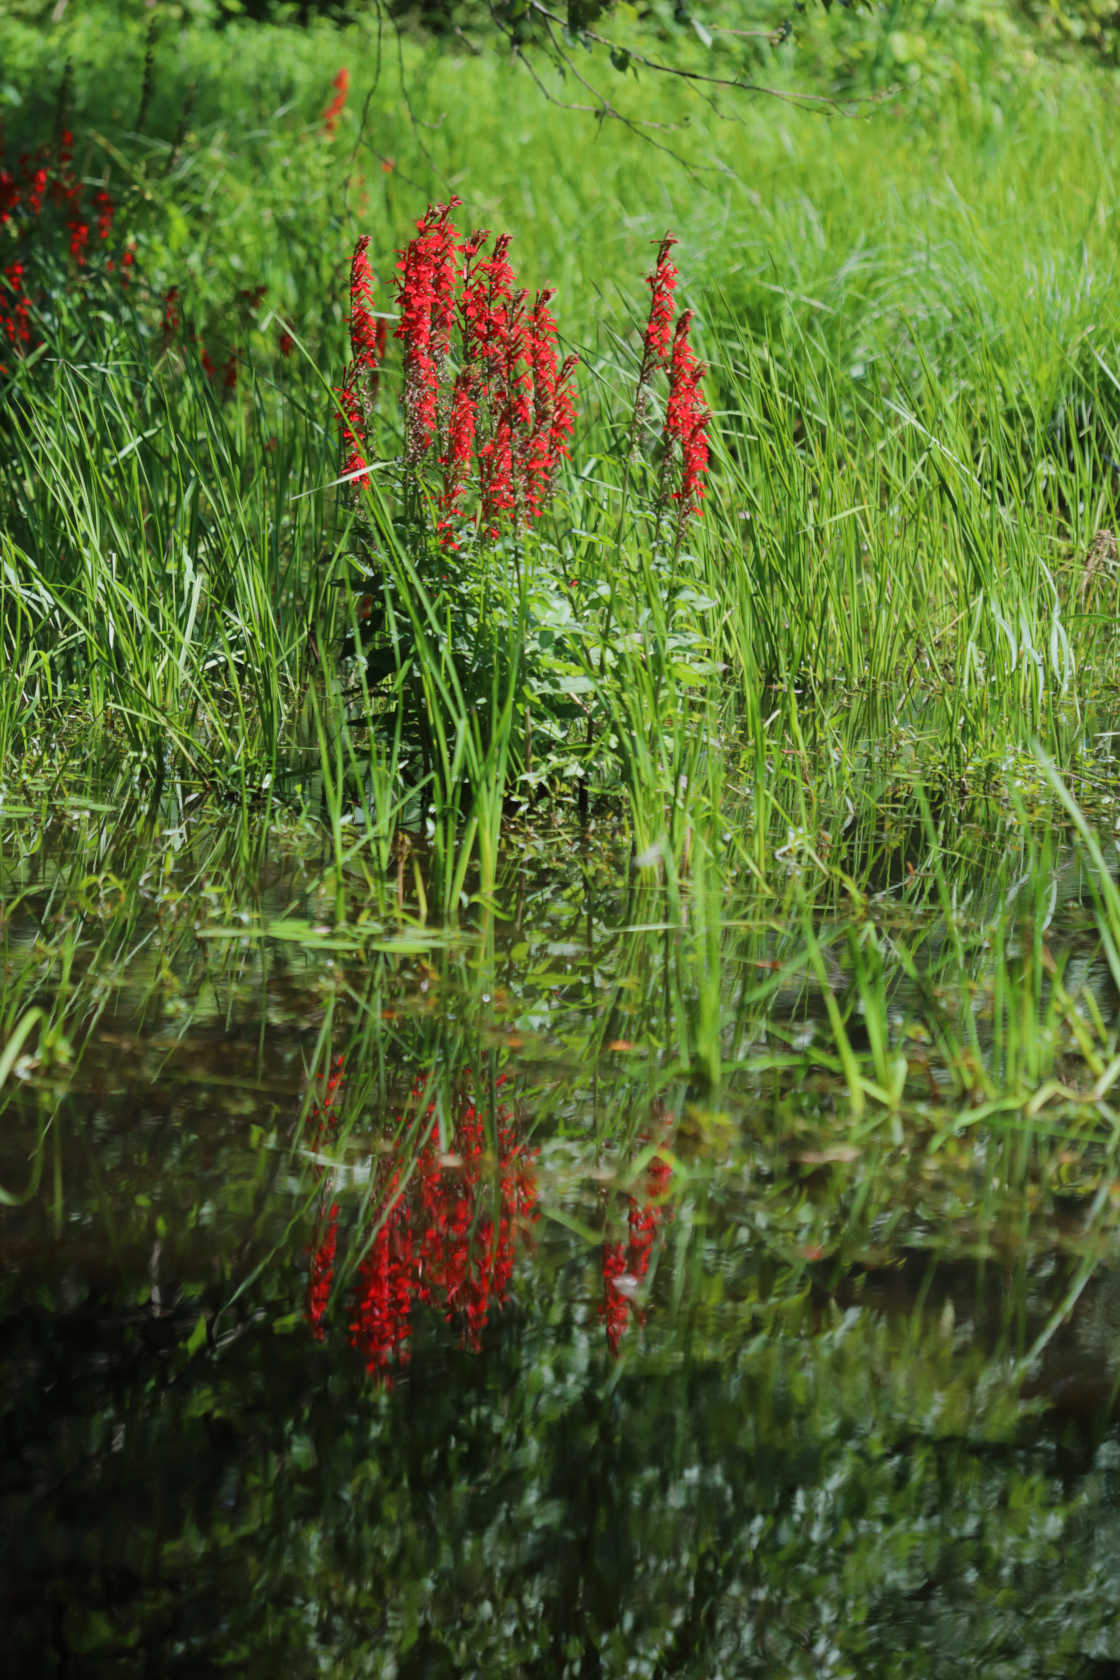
top-left (7, 874), bottom-right (1120, 1670)
top-left (7, 796), bottom-right (1120, 1259)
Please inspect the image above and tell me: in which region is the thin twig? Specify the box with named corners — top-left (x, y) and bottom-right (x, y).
top-left (520, 1), bottom-right (876, 117)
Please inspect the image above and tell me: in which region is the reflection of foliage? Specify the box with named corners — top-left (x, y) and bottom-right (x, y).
top-left (305, 1063), bottom-right (539, 1380)
top-left (7, 1247), bottom-right (1120, 1674)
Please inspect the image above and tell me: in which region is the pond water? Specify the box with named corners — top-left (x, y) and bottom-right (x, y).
top-left (5, 834), bottom-right (1120, 1677)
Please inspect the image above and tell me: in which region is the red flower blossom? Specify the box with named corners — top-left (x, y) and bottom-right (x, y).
top-left (160, 286), bottom-right (180, 349)
top-left (601, 1240), bottom-right (631, 1356)
top-left (662, 308), bottom-right (710, 532)
top-left (350, 1172), bottom-right (416, 1375)
top-left (477, 409), bottom-right (517, 536)
top-left (411, 1081), bottom-right (537, 1352)
top-left (643, 233), bottom-right (678, 365)
top-left (599, 1145), bottom-right (674, 1356)
top-left (0, 260), bottom-right (31, 359)
top-left (349, 235), bottom-right (380, 364)
top-left (308, 1203), bottom-right (338, 1340)
top-left (629, 231), bottom-right (678, 455)
top-left (94, 189), bottom-right (113, 242)
top-left (437, 368), bottom-right (479, 543)
top-left (303, 1065), bottom-right (538, 1385)
top-left (395, 197), bottom-right (461, 463)
top-left (346, 234), bottom-right (387, 409)
top-left (548, 354), bottom-right (578, 473)
top-left (333, 237), bottom-right (391, 494)
top-left (322, 67), bottom-right (350, 136)
top-left (459, 230), bottom-right (517, 399)
top-left (337, 202), bottom-right (582, 538)
top-left (0, 130), bottom-right (132, 360)
top-left (335, 379), bottom-right (370, 489)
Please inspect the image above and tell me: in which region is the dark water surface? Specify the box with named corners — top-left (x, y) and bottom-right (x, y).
top-left (5, 854), bottom-right (1120, 1678)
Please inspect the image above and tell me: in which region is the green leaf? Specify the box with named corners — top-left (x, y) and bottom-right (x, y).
top-left (185, 1315), bottom-right (209, 1357)
top-left (0, 1007), bottom-right (43, 1092)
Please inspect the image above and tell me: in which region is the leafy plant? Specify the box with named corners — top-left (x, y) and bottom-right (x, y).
top-left (331, 200), bottom-right (712, 809)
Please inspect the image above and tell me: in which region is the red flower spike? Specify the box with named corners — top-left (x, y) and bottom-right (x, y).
top-left (348, 235), bottom-right (380, 363)
top-left (332, 237), bottom-right (389, 497)
top-left (661, 308), bottom-right (711, 535)
top-left (349, 1175), bottom-right (417, 1380)
top-left (643, 233), bottom-right (679, 367)
top-left (303, 1065), bottom-right (538, 1384)
top-left (600, 1241), bottom-right (632, 1356)
top-left (307, 1204), bottom-right (339, 1340)
top-left (322, 67), bottom-right (350, 136)
top-left (600, 1145), bottom-right (674, 1356)
top-left (548, 354), bottom-right (578, 472)
top-left (394, 198), bottom-right (462, 465)
top-left (337, 200), bottom-right (586, 537)
top-left (342, 235), bottom-right (387, 429)
top-left (629, 231), bottom-right (678, 456)
top-left (160, 287), bottom-right (180, 349)
top-left (335, 380), bottom-right (370, 490)
top-left (477, 409), bottom-right (517, 535)
top-left (437, 368), bottom-right (479, 546)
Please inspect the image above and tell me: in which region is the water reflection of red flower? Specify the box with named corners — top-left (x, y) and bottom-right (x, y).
top-left (305, 1064), bottom-right (538, 1381)
top-left (600, 1149), bottom-right (674, 1356)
